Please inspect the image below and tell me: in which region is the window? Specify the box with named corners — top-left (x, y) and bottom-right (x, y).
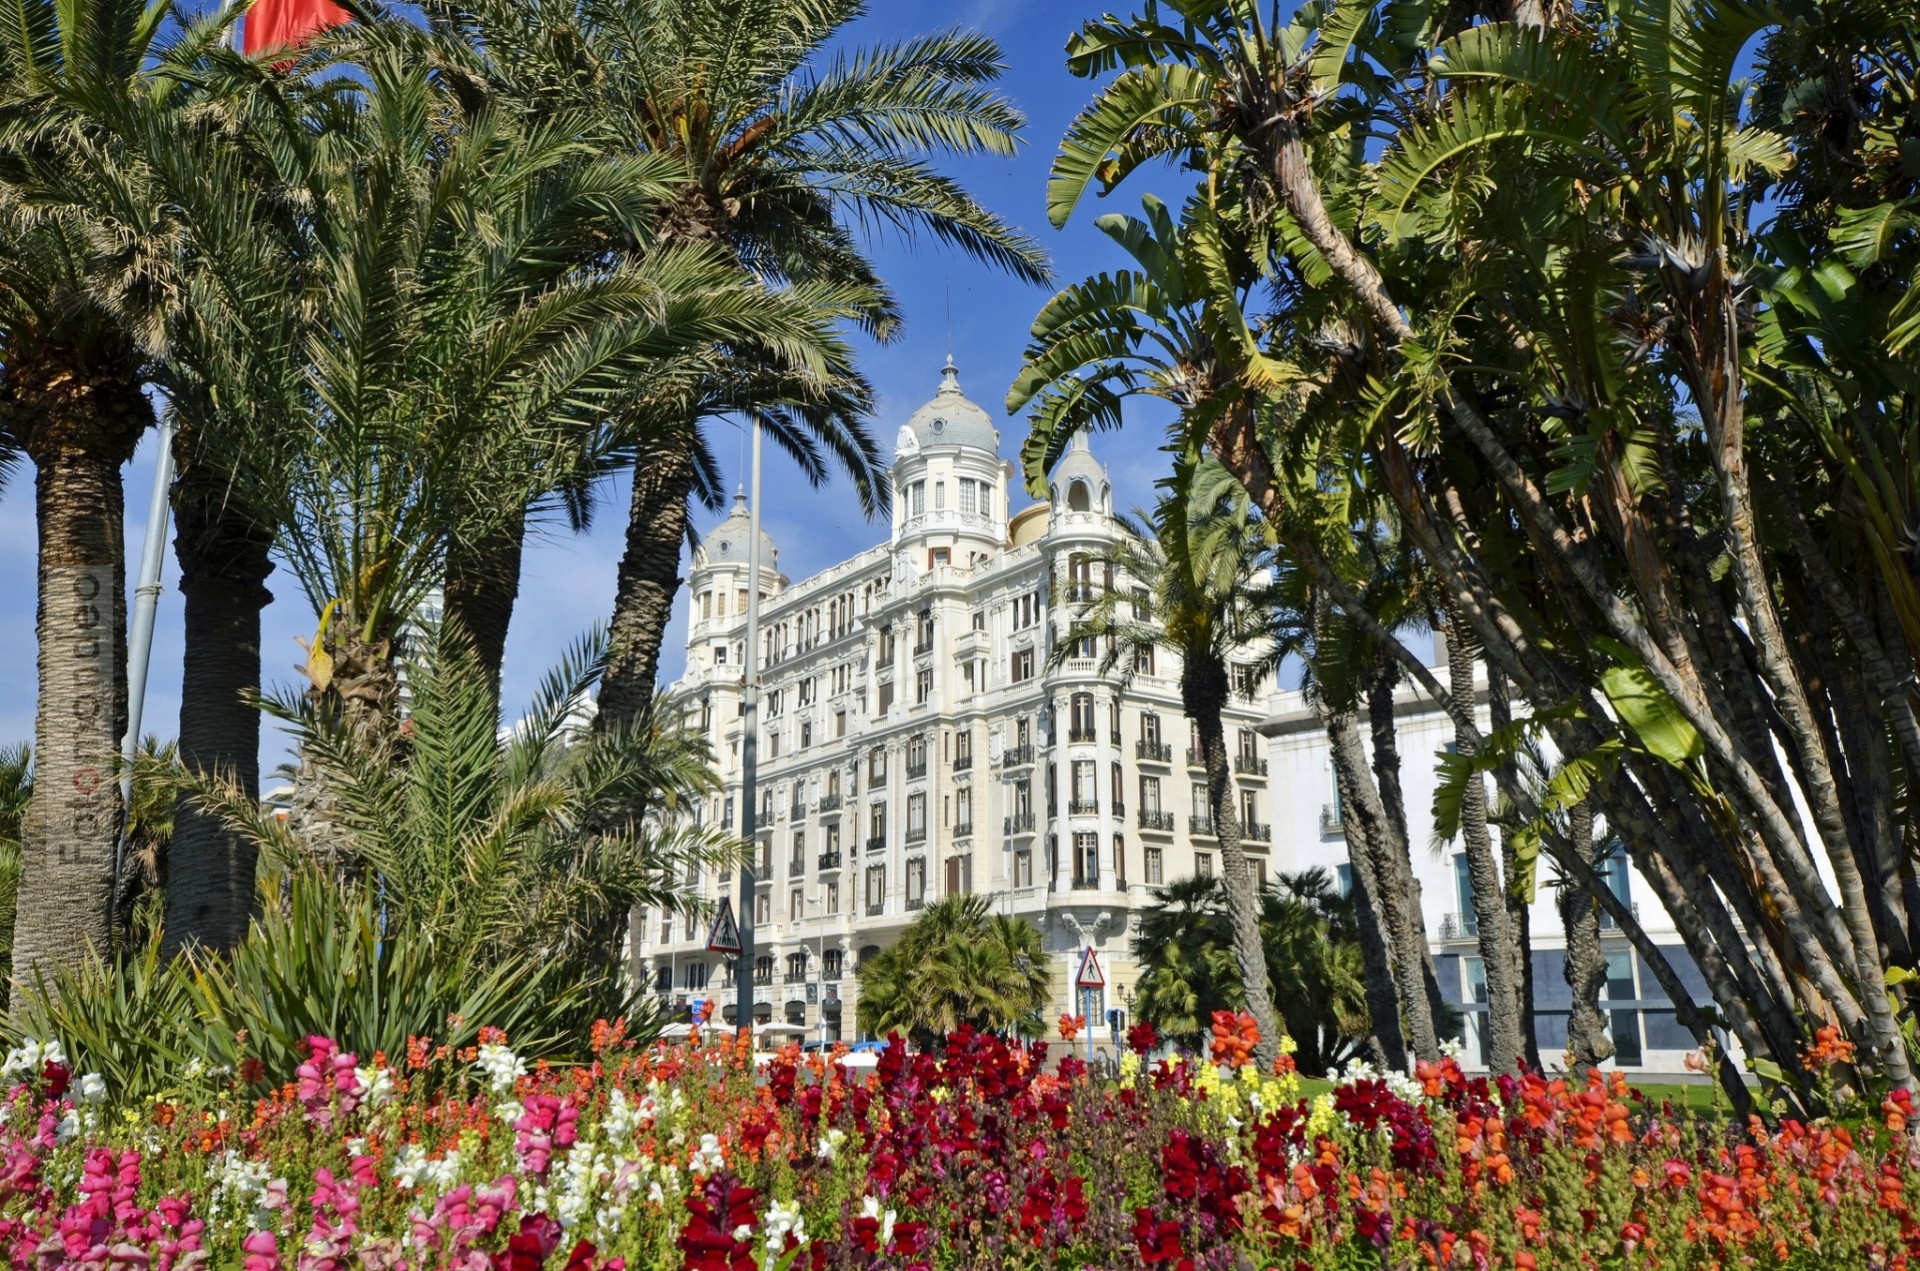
top-left (1335, 863), bottom-right (1354, 897)
top-left (1014, 851), bottom-right (1033, 889)
top-left (790, 832), bottom-right (805, 871)
top-left (767, 731), bottom-right (781, 759)
top-left (715, 644), bottom-right (727, 665)
top-left (1013, 780), bottom-right (1033, 819)
top-left (906, 734), bottom-right (927, 772)
top-left (1454, 853), bottom-right (1480, 936)
top-left (959, 479), bottom-right (978, 515)
top-left (865, 865), bottom-right (886, 912)
top-left (1069, 693), bottom-right (1095, 740)
top-left (955, 786), bottom-right (972, 830)
top-left (1141, 713), bottom-right (1162, 746)
top-left (799, 721), bottom-right (812, 749)
top-left (1195, 852), bottom-right (1213, 877)
top-left (877, 680), bottom-right (894, 715)
top-left (789, 889), bottom-right (803, 921)
top-left (1011, 648), bottom-right (1035, 682)
top-left (1112, 835), bottom-right (1126, 885)
top-left (1239, 789), bottom-right (1259, 829)
top-left (1599, 843), bottom-right (1633, 929)
top-left (1014, 592), bottom-right (1040, 630)
top-left (1238, 728), bottom-right (1258, 761)
top-left (906, 793), bottom-right (927, 840)
top-left (834, 710), bottom-right (847, 738)
top-left (683, 961), bottom-right (709, 991)
top-left (1230, 663), bottom-right (1262, 697)
top-left (1072, 832), bottom-right (1098, 886)
top-left (909, 482), bottom-right (925, 516)
top-left (972, 608), bottom-right (986, 631)
top-left (954, 730), bottom-right (972, 769)
top-left (906, 858), bottom-right (926, 906)
top-left (916, 667), bottom-right (933, 703)
top-left (762, 788), bottom-right (776, 822)
top-left (755, 893), bottom-right (771, 926)
top-left (825, 822), bottom-right (840, 854)
top-left (1111, 761), bottom-right (1123, 805)
top-left (1071, 760), bottom-right (1097, 812)
top-left (869, 802), bottom-right (887, 841)
top-left (701, 591), bottom-right (713, 620)
top-left (945, 854), bottom-right (972, 896)
top-left (870, 747), bottom-right (888, 782)
top-left (1131, 587), bottom-right (1151, 620)
top-left (934, 480), bottom-right (946, 510)
top-left (1140, 776), bottom-right (1161, 812)
top-left (878, 625), bottom-right (895, 666)
top-left (798, 677), bottom-right (815, 706)
top-left (929, 547), bottom-right (949, 569)
top-left (824, 881), bottom-right (839, 913)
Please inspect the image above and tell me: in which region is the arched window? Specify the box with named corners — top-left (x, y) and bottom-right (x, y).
top-left (1067, 480), bottom-right (1091, 512)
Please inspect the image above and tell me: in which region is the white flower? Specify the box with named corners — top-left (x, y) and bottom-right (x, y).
top-left (54, 1110), bottom-right (80, 1143)
top-left (731, 1224), bottom-right (753, 1242)
top-left (605, 1088), bottom-right (658, 1142)
top-left (858, 1196), bottom-right (896, 1248)
top-left (689, 1133), bottom-right (725, 1177)
top-left (495, 1100), bottom-right (525, 1127)
top-left (390, 1145), bottom-right (459, 1192)
top-left (762, 1199), bottom-right (806, 1266)
top-left (39, 1041), bottom-right (65, 1068)
top-left (815, 1128), bottom-right (846, 1162)
top-left (475, 1043), bottom-right (527, 1094)
top-left (75, 1073), bottom-right (106, 1106)
top-left (207, 1151), bottom-right (276, 1227)
top-left (0, 1041), bottom-right (41, 1081)
top-left (646, 1181), bottom-right (666, 1206)
top-left (355, 1065), bottom-right (394, 1108)
top-left (1438, 1036), bottom-right (1466, 1062)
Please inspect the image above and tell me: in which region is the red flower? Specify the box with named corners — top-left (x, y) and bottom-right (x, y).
top-left (492, 1214), bottom-right (563, 1271)
top-left (1132, 1208), bottom-right (1193, 1270)
top-left (1126, 1021), bottom-right (1159, 1055)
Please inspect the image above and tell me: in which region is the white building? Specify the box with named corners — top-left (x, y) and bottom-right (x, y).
top-left (638, 359), bottom-right (1717, 1076)
top-left (638, 360), bottom-right (1276, 1041)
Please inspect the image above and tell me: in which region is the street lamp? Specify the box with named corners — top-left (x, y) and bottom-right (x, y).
top-left (807, 893), bottom-right (830, 1049)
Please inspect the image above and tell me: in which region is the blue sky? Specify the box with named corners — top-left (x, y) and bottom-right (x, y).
top-left (0, 0), bottom-right (1196, 778)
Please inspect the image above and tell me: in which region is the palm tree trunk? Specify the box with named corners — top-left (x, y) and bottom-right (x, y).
top-left (162, 450), bottom-right (273, 956)
top-left (1185, 658), bottom-right (1279, 1068)
top-left (13, 436), bottom-right (137, 978)
top-left (1323, 697), bottom-right (1440, 1062)
top-left (1488, 665), bottom-right (1540, 1070)
top-left (1559, 798), bottom-right (1612, 1081)
top-left (1442, 608), bottom-right (1527, 1074)
top-left (1325, 713), bottom-right (1408, 1072)
top-left (442, 500), bottom-right (528, 695)
top-left (1363, 654), bottom-right (1451, 1042)
top-left (598, 440), bottom-right (696, 734)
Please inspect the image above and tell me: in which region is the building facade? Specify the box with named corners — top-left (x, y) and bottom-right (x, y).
top-left (635, 361), bottom-right (1276, 1042)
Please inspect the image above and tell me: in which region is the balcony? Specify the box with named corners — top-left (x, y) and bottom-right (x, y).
top-left (1243, 821), bottom-right (1271, 843)
top-left (1136, 740), bottom-right (1172, 764)
top-left (866, 902), bottom-right (885, 917)
top-left (999, 743), bottom-right (1034, 768)
top-left (787, 857), bottom-right (805, 876)
top-left (784, 970), bottom-right (809, 985)
top-left (1234, 754), bottom-right (1269, 777)
top-left (823, 967), bottom-right (843, 982)
top-left (954, 752), bottom-right (973, 772)
top-left (1190, 813), bottom-right (1216, 836)
top-left (906, 827), bottom-right (926, 844)
top-left (906, 896), bottom-right (926, 911)
top-left (817, 851), bottom-right (843, 871)
top-left (1068, 799), bottom-right (1099, 815)
top-left (865, 835), bottom-right (886, 853)
top-left (953, 820), bottom-right (973, 838)
top-left (1071, 875), bottom-right (1101, 890)
top-left (1186, 747), bottom-right (1207, 767)
top-left (1320, 803), bottom-right (1344, 834)
top-left (753, 969), bottom-right (774, 986)
top-left (818, 793), bottom-right (842, 813)
top-left (1438, 912), bottom-right (1479, 940)
top-left (1064, 583), bottom-right (1095, 603)
top-left (1004, 812), bottom-right (1036, 835)
top-left (906, 760), bottom-right (927, 779)
top-left (790, 801), bottom-right (807, 819)
top-left (1068, 727), bottom-right (1098, 744)
top-left (1138, 809), bottom-right (1175, 831)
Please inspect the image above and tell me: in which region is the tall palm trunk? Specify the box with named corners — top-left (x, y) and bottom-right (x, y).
top-left (442, 501), bottom-right (528, 693)
top-left (1443, 608), bottom-right (1527, 1073)
top-left (1185, 657), bottom-right (1278, 1067)
top-left (1324, 701), bottom-right (1439, 1062)
top-left (1324, 706), bottom-right (1407, 1072)
top-left (599, 440), bottom-right (696, 733)
top-left (1559, 799), bottom-right (1612, 1081)
top-left (1488, 665), bottom-right (1540, 1070)
top-left (6, 350), bottom-right (149, 979)
top-left (163, 445), bottom-right (273, 956)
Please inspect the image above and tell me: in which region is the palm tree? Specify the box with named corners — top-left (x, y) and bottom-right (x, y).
top-left (0, 0), bottom-right (244, 976)
top-left (0, 742), bottom-right (30, 1004)
top-left (856, 895), bottom-right (1050, 1046)
top-left (353, 0), bottom-right (1050, 715)
top-left (1047, 451), bottom-right (1283, 1066)
top-left (1132, 870), bottom-right (1368, 1073)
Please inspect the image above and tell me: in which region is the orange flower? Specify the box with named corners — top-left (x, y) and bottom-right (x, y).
top-left (1209, 1010), bottom-right (1260, 1068)
top-left (1057, 1014), bottom-right (1085, 1042)
top-left (1801, 1024), bottom-right (1856, 1070)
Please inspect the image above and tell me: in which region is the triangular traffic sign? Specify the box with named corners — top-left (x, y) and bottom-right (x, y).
top-left (1075, 945), bottom-right (1105, 988)
top-left (705, 897), bottom-right (742, 955)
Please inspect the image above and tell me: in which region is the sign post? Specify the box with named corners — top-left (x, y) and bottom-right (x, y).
top-left (705, 896), bottom-right (742, 956)
top-left (1075, 946), bottom-right (1105, 1065)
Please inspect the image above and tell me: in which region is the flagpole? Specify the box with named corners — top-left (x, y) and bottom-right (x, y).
top-left (115, 415), bottom-right (175, 910)
top-left (735, 416), bottom-right (764, 1045)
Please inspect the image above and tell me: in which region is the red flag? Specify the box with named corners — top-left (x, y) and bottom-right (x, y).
top-left (243, 0), bottom-right (349, 57)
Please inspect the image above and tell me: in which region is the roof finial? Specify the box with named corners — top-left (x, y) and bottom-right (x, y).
top-left (940, 352), bottom-right (959, 392)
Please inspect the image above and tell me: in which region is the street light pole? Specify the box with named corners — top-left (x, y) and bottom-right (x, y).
top-left (735, 417), bottom-right (764, 1046)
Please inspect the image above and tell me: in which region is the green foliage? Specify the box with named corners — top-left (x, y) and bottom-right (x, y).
top-left (856, 896), bottom-right (1050, 1045)
top-left (1132, 871), bottom-right (1369, 1074)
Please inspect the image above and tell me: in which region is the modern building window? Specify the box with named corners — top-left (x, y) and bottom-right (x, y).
top-left (1598, 842), bottom-right (1633, 928)
top-left (1335, 863), bottom-right (1354, 897)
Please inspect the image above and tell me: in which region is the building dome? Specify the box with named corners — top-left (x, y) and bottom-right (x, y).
top-left (1050, 431), bottom-right (1108, 513)
top-left (899, 356), bottom-right (999, 456)
top-left (693, 489), bottom-right (777, 569)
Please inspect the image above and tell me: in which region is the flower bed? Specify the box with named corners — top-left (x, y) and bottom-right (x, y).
top-left (0, 1018), bottom-right (1914, 1269)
